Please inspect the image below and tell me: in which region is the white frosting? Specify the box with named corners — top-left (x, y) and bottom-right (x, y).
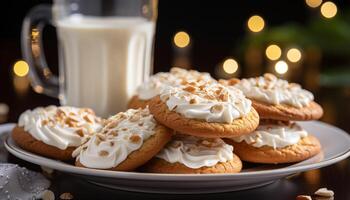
top-left (73, 108), bottom-right (157, 169)
top-left (137, 67), bottom-right (215, 100)
top-left (156, 135), bottom-right (234, 169)
top-left (18, 106), bottom-right (102, 150)
top-left (234, 74), bottom-right (314, 108)
top-left (231, 122), bottom-right (308, 149)
top-left (160, 83), bottom-right (252, 123)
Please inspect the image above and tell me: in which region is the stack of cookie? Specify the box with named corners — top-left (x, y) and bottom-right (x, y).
top-left (222, 73), bottom-right (323, 164)
top-left (11, 68), bottom-right (324, 174)
top-left (142, 78), bottom-right (260, 173)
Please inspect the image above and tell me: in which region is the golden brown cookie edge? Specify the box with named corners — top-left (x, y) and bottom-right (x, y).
top-left (252, 100), bottom-right (323, 121)
top-left (149, 96), bottom-right (259, 138)
top-left (143, 153), bottom-right (242, 174)
top-left (12, 126), bottom-right (75, 161)
top-left (225, 135), bottom-right (321, 164)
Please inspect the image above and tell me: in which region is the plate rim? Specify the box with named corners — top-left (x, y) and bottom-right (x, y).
top-left (3, 121), bottom-right (350, 181)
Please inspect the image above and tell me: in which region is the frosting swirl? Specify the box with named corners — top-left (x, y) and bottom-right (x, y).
top-left (18, 106), bottom-right (102, 150)
top-left (137, 67), bottom-right (215, 100)
top-left (231, 122), bottom-right (308, 149)
top-left (156, 135), bottom-right (234, 169)
top-left (73, 108), bottom-right (157, 169)
top-left (160, 82), bottom-right (252, 123)
top-left (234, 73), bottom-right (314, 108)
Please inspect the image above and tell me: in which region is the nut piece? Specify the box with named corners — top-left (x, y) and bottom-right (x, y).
top-left (264, 73), bottom-right (276, 81)
top-left (41, 190), bottom-right (55, 200)
top-left (75, 129), bottom-right (84, 137)
top-left (130, 134), bottom-right (141, 143)
top-left (183, 85), bottom-right (196, 93)
top-left (315, 188), bottom-right (334, 197)
top-left (189, 98), bottom-right (197, 104)
top-left (60, 192), bottom-right (74, 200)
top-left (296, 195), bottom-right (312, 200)
top-left (99, 150), bottom-right (109, 157)
top-left (210, 105), bottom-right (224, 113)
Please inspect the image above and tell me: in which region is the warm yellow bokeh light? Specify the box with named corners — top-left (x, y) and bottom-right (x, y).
top-left (321, 2), bottom-right (337, 18)
top-left (13, 60), bottom-right (29, 77)
top-left (305, 0), bottom-right (322, 8)
top-left (287, 48), bottom-right (302, 63)
top-left (275, 60), bottom-right (288, 74)
top-left (223, 58), bottom-right (238, 74)
top-left (174, 31), bottom-right (190, 48)
top-left (265, 44), bottom-right (281, 61)
top-left (247, 15), bottom-right (265, 33)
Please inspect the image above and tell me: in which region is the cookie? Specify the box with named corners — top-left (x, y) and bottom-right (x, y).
top-left (73, 107), bottom-right (172, 171)
top-left (128, 95), bottom-right (150, 109)
top-left (226, 122), bottom-right (321, 164)
top-left (251, 100), bottom-right (323, 121)
top-left (144, 135), bottom-right (242, 174)
top-left (230, 73), bottom-right (323, 121)
top-left (12, 106), bottom-right (102, 160)
top-left (149, 82), bottom-right (259, 138)
top-left (128, 67), bottom-right (216, 109)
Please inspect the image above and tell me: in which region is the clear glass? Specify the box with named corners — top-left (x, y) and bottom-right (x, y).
top-left (21, 0), bottom-right (157, 117)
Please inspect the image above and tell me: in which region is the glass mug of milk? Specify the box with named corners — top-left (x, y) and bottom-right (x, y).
top-left (21, 0), bottom-right (157, 117)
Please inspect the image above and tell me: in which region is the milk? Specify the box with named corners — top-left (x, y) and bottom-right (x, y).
top-left (56, 15), bottom-right (155, 117)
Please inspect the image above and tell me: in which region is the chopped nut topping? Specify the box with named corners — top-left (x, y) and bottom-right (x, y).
top-left (97, 134), bottom-right (106, 141)
top-left (129, 114), bottom-right (140, 122)
top-left (56, 108), bottom-right (66, 118)
top-left (107, 121), bottom-right (119, 129)
top-left (315, 188), bottom-right (334, 197)
top-left (138, 122), bottom-right (144, 127)
top-left (263, 73), bottom-right (276, 81)
top-left (227, 78), bottom-right (240, 85)
top-left (83, 115), bottom-right (94, 123)
top-left (75, 129), bottom-right (84, 137)
top-left (288, 83), bottom-right (300, 89)
top-left (183, 85), bottom-right (196, 93)
top-left (129, 134), bottom-right (141, 143)
top-left (218, 93), bottom-right (229, 101)
top-left (180, 79), bottom-right (188, 85)
top-left (198, 84), bottom-right (206, 90)
top-left (41, 190), bottom-right (55, 200)
top-left (60, 192), bottom-right (74, 200)
top-left (99, 150), bottom-right (109, 157)
top-left (94, 137), bottom-right (101, 145)
top-left (210, 104), bottom-right (224, 113)
top-left (189, 98), bottom-right (197, 104)
top-left (42, 120), bottom-right (49, 126)
top-left (110, 141), bottom-right (115, 146)
top-left (121, 128), bottom-right (128, 131)
top-left (109, 130), bottom-right (118, 136)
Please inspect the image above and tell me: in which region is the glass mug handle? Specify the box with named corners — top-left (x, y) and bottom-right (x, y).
top-left (21, 5), bottom-right (59, 97)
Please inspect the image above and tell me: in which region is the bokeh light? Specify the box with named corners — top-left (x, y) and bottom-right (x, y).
top-left (274, 60), bottom-right (288, 74)
top-left (305, 0), bottom-right (322, 8)
top-left (223, 58), bottom-right (238, 74)
top-left (321, 2), bottom-right (337, 18)
top-left (247, 15), bottom-right (265, 33)
top-left (287, 48), bottom-right (302, 63)
top-left (13, 60), bottom-right (29, 77)
top-left (265, 44), bottom-right (281, 61)
top-left (174, 31), bottom-right (190, 48)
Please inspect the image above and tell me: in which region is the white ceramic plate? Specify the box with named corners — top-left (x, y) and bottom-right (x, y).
top-left (3, 121), bottom-right (350, 194)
